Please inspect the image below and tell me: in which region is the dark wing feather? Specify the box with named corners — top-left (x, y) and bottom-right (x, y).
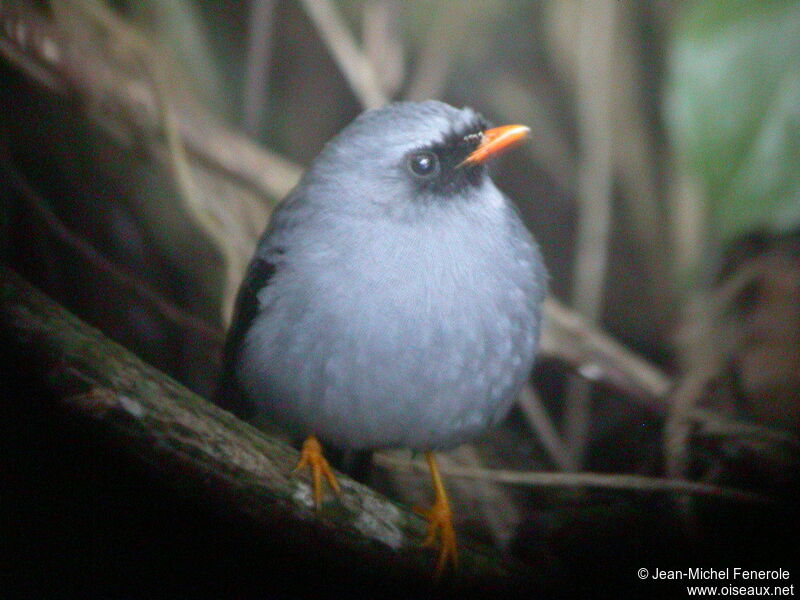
top-left (214, 186), bottom-right (305, 417)
top-left (214, 256), bottom-right (276, 418)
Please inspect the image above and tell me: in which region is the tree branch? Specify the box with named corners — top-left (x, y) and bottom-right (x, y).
top-left (0, 265), bottom-right (524, 588)
top-left (540, 298), bottom-right (671, 411)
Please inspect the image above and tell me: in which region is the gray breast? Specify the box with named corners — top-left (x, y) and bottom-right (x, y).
top-left (236, 201), bottom-right (545, 450)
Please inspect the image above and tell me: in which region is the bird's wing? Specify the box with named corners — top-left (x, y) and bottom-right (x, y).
top-left (214, 189), bottom-right (303, 417)
top-left (214, 255), bottom-right (276, 418)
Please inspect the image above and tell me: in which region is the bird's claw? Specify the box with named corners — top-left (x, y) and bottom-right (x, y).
top-left (293, 435), bottom-right (341, 510)
top-left (414, 499), bottom-right (459, 576)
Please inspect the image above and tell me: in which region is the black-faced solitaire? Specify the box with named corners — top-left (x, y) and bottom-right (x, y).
top-left (218, 100), bottom-right (547, 574)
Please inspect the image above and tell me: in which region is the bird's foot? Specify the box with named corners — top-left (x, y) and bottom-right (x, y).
top-left (293, 435), bottom-right (341, 510)
top-left (414, 498), bottom-right (459, 576)
top-left (415, 452), bottom-right (459, 577)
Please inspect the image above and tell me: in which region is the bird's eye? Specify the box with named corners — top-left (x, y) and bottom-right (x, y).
top-left (407, 152), bottom-right (440, 178)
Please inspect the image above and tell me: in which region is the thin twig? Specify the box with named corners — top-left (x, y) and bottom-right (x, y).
top-left (298, 0), bottom-right (387, 109)
top-left (612, 4), bottom-right (675, 316)
top-left (563, 0), bottom-right (618, 468)
top-left (668, 165), bottom-right (706, 283)
top-left (662, 266), bottom-right (759, 481)
top-left (362, 0), bottom-right (404, 98)
top-left (439, 446), bottom-right (522, 552)
top-left (516, 383), bottom-right (576, 470)
top-left (571, 0), bottom-right (617, 320)
top-left (540, 297), bottom-right (672, 409)
top-left (689, 409), bottom-right (800, 452)
top-left (663, 375), bottom-right (708, 481)
top-left (403, 6), bottom-right (464, 102)
top-left (374, 453), bottom-right (773, 504)
top-left (242, 0), bottom-right (276, 136)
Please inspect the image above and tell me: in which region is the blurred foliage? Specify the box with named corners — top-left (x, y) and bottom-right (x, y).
top-left (15, 0), bottom-right (800, 359)
top-left (666, 0), bottom-right (800, 246)
top-left (123, 1), bottom-right (227, 111)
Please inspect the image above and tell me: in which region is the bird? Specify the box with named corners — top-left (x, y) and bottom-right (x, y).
top-left (217, 100), bottom-right (547, 575)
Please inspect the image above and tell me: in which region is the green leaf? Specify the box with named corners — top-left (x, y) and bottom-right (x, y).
top-left (666, 0), bottom-right (800, 244)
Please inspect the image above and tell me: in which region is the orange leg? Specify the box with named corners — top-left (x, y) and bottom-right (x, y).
top-left (414, 452), bottom-right (459, 576)
top-left (292, 435), bottom-right (341, 510)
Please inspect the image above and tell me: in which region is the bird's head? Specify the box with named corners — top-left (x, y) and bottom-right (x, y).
top-left (302, 101), bottom-right (529, 222)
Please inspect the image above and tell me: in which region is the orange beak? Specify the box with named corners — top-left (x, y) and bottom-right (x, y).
top-left (460, 124), bottom-right (530, 166)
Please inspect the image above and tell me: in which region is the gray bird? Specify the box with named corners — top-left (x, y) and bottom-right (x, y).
top-left (218, 100), bottom-right (547, 574)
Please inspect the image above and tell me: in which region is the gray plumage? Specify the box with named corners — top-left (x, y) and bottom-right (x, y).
top-left (219, 100), bottom-right (547, 451)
